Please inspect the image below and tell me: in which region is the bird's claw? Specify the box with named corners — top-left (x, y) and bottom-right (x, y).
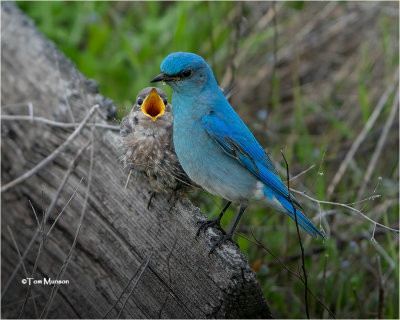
top-left (208, 234), bottom-right (234, 255)
top-left (196, 218), bottom-right (226, 237)
top-left (147, 191), bottom-right (156, 209)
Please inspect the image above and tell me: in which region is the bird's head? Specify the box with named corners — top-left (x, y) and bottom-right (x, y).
top-left (133, 87), bottom-right (169, 122)
top-left (120, 87), bottom-right (172, 139)
top-left (150, 52), bottom-right (217, 94)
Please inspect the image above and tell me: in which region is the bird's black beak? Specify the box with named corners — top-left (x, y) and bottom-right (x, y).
top-left (150, 72), bottom-right (180, 83)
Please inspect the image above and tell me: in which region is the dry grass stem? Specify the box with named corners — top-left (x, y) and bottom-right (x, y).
top-left (292, 189), bottom-right (399, 233)
top-left (290, 164), bottom-right (316, 182)
top-left (326, 70), bottom-right (399, 198)
top-left (1, 142), bottom-right (89, 300)
top-left (281, 151), bottom-right (310, 319)
top-left (1, 114), bottom-right (119, 130)
top-left (103, 259), bottom-right (143, 319)
top-left (1, 104), bottom-right (99, 193)
top-left (117, 251), bottom-right (154, 319)
top-left (41, 127), bottom-right (96, 318)
top-left (7, 226), bottom-right (39, 318)
top-left (239, 229), bottom-right (335, 318)
top-left (357, 90), bottom-right (399, 199)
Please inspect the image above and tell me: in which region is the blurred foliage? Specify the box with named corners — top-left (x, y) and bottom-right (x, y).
top-left (17, 1), bottom-right (234, 117)
top-left (18, 1), bottom-right (399, 319)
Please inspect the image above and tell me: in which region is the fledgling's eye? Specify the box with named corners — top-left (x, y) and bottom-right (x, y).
top-left (163, 99), bottom-right (168, 105)
top-left (137, 98), bottom-right (143, 106)
top-left (182, 69), bottom-right (192, 78)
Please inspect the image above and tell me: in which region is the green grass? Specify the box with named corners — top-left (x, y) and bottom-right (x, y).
top-left (18, 1), bottom-right (399, 318)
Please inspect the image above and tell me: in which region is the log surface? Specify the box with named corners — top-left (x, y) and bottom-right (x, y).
top-left (1, 3), bottom-right (271, 318)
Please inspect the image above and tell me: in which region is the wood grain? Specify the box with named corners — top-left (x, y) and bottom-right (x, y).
top-left (1, 3), bottom-right (271, 318)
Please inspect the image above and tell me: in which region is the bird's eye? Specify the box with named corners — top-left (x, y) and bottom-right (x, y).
top-left (163, 99), bottom-right (168, 105)
top-left (182, 69), bottom-right (192, 78)
top-left (137, 98), bottom-right (143, 106)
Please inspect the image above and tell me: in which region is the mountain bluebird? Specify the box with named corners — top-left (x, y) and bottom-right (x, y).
top-left (120, 87), bottom-right (192, 207)
top-left (151, 52), bottom-right (324, 253)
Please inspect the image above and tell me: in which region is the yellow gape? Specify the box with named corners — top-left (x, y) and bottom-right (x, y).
top-left (141, 88), bottom-right (166, 121)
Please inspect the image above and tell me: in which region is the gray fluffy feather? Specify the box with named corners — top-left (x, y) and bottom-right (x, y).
top-left (120, 87), bottom-right (192, 193)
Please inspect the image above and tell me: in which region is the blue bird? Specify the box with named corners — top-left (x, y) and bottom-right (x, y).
top-left (151, 52), bottom-right (324, 253)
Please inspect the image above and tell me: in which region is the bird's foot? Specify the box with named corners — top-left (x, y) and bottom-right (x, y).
top-left (147, 191), bottom-right (156, 209)
top-left (209, 233), bottom-right (235, 255)
top-left (196, 218), bottom-right (226, 237)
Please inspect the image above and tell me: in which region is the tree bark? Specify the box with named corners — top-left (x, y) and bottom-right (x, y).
top-left (1, 3), bottom-right (271, 319)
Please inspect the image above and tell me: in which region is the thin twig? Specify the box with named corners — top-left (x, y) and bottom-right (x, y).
top-left (327, 70), bottom-right (399, 198)
top-left (376, 255), bottom-right (384, 319)
top-left (46, 177), bottom-right (84, 237)
top-left (7, 226), bottom-right (39, 318)
top-left (28, 200), bottom-right (43, 238)
top-left (159, 237), bottom-right (178, 318)
top-left (0, 114), bottom-right (118, 130)
top-left (41, 127), bottom-right (96, 318)
top-left (239, 229), bottom-right (335, 318)
top-left (281, 150), bottom-right (310, 319)
top-left (1, 142), bottom-right (89, 299)
top-left (117, 251), bottom-right (154, 319)
top-left (290, 164), bottom-right (316, 182)
top-left (357, 90), bottom-right (399, 199)
top-left (103, 260), bottom-right (144, 318)
top-left (291, 189), bottom-right (399, 233)
top-left (372, 240), bottom-right (395, 283)
top-left (124, 169), bottom-right (133, 190)
top-left (320, 254), bottom-right (329, 319)
top-left (1, 104), bottom-right (99, 193)
top-left (1, 295), bottom-right (41, 309)
top-left (352, 288), bottom-right (363, 318)
top-left (19, 201), bottom-right (47, 318)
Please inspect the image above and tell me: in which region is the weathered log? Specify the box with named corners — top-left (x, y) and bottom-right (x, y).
top-left (1, 3), bottom-right (271, 318)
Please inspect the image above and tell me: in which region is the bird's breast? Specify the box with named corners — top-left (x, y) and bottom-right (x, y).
top-left (173, 112), bottom-right (258, 202)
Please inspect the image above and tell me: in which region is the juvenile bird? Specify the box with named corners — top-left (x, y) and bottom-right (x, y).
top-left (151, 52), bottom-right (324, 253)
top-left (120, 87), bottom-right (192, 207)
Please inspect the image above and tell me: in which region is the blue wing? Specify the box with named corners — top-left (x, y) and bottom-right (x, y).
top-left (202, 110), bottom-right (302, 209)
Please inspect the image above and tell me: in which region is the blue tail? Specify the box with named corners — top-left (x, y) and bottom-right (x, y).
top-left (277, 195), bottom-right (325, 239)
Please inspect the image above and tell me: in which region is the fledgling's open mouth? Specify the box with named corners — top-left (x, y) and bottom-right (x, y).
top-left (141, 88), bottom-right (166, 121)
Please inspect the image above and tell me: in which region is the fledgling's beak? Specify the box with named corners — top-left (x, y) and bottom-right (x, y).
top-left (141, 88), bottom-right (166, 121)
top-left (150, 72), bottom-right (180, 83)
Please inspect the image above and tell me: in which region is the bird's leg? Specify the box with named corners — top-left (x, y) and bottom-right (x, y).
top-left (167, 191), bottom-right (180, 213)
top-left (209, 203), bottom-right (247, 255)
top-left (147, 191), bottom-right (156, 209)
top-left (196, 201), bottom-right (231, 237)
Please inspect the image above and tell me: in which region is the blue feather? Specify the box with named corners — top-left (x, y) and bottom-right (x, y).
top-left (202, 111), bottom-right (302, 208)
top-left (275, 194), bottom-right (325, 239)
